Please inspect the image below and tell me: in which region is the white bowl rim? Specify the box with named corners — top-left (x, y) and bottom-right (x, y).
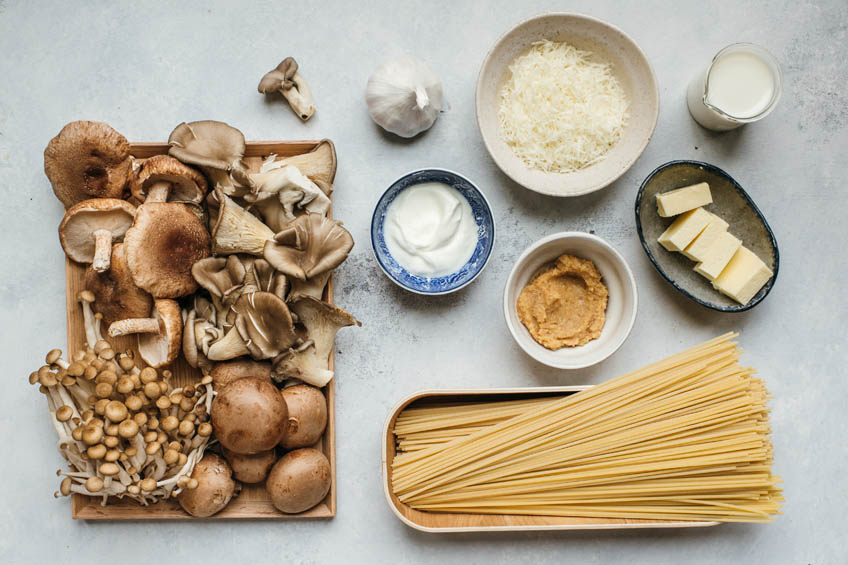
top-left (475, 12), bottom-right (660, 198)
top-left (370, 167), bottom-right (496, 296)
top-left (502, 231), bottom-right (639, 369)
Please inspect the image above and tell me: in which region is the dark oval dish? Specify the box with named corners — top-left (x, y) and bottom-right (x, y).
top-left (635, 160), bottom-right (779, 312)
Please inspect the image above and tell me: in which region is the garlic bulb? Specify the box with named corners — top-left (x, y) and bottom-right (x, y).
top-left (365, 56), bottom-right (443, 138)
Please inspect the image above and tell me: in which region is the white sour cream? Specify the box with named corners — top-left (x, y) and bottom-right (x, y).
top-left (384, 182), bottom-right (478, 277)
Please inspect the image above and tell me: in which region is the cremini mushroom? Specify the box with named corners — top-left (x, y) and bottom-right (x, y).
top-left (44, 121), bottom-right (133, 208)
top-left (258, 57), bottom-right (316, 121)
top-left (259, 140), bottom-right (336, 195)
top-left (289, 296), bottom-right (360, 364)
top-left (130, 154), bottom-right (207, 204)
top-left (210, 359), bottom-right (272, 390)
top-left (108, 299), bottom-right (182, 368)
top-left (206, 291), bottom-right (298, 361)
top-left (177, 453), bottom-right (236, 518)
top-left (211, 377), bottom-right (288, 454)
top-left (271, 342), bottom-right (334, 387)
top-left (266, 448), bottom-right (331, 514)
top-left (123, 202), bottom-right (211, 298)
top-left (58, 198), bottom-right (136, 272)
top-left (168, 120), bottom-right (252, 194)
top-left (263, 214), bottom-right (354, 281)
top-left (221, 447), bottom-right (276, 484)
top-left (210, 190), bottom-right (276, 256)
top-left (281, 384), bottom-right (328, 449)
top-left (84, 243), bottom-right (153, 326)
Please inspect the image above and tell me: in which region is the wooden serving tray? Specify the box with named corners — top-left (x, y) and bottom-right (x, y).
top-left (382, 387), bottom-right (719, 532)
top-left (66, 141), bottom-right (336, 520)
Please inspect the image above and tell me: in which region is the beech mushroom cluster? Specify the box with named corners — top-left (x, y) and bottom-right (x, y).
top-left (29, 291), bottom-right (214, 505)
top-left (36, 119), bottom-right (356, 515)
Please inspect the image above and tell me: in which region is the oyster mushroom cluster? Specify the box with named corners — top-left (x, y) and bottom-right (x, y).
top-left (35, 120), bottom-right (357, 515)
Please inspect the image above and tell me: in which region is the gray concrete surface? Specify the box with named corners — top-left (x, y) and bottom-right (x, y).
top-left (1, 0), bottom-right (845, 563)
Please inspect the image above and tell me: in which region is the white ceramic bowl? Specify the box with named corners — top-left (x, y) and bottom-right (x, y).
top-left (476, 13), bottom-right (659, 197)
top-left (503, 232), bottom-right (638, 369)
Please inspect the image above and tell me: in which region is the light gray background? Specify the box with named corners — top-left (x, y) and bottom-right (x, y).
top-left (1, 1), bottom-right (845, 563)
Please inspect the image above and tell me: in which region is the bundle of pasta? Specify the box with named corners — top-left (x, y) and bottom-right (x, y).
top-left (391, 334), bottom-right (783, 523)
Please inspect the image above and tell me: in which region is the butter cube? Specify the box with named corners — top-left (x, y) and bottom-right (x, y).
top-left (693, 231), bottom-right (742, 281)
top-left (656, 182), bottom-right (712, 217)
top-left (713, 246), bottom-right (773, 305)
top-left (682, 217), bottom-right (728, 262)
top-left (658, 207), bottom-right (712, 252)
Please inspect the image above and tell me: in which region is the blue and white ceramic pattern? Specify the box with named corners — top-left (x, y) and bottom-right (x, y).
top-left (371, 169), bottom-right (495, 295)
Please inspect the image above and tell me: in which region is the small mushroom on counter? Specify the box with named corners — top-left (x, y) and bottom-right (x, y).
top-left (281, 384), bottom-right (327, 449)
top-left (266, 448), bottom-right (331, 514)
top-left (289, 296), bottom-right (360, 364)
top-left (123, 202), bottom-right (211, 298)
top-left (129, 154), bottom-right (207, 204)
top-left (258, 57), bottom-right (316, 121)
top-left (58, 198), bottom-right (136, 272)
top-left (177, 453), bottom-right (236, 518)
top-left (108, 299), bottom-right (182, 368)
top-left (84, 243), bottom-right (153, 326)
top-left (272, 342), bottom-right (334, 387)
top-left (259, 140), bottom-right (336, 195)
top-left (263, 214), bottom-right (354, 281)
top-left (168, 120), bottom-right (252, 194)
top-left (211, 190), bottom-right (276, 256)
top-left (44, 121), bottom-right (133, 208)
top-left (221, 447), bottom-right (276, 484)
top-left (211, 377), bottom-right (288, 454)
top-left (210, 359), bottom-right (272, 390)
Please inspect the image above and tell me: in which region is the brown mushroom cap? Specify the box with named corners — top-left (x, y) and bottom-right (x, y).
top-left (84, 243), bottom-right (153, 326)
top-left (177, 453), bottom-right (236, 518)
top-left (210, 359), bottom-right (272, 390)
top-left (221, 447), bottom-right (276, 484)
top-left (44, 121), bottom-right (133, 208)
top-left (281, 384), bottom-right (327, 449)
top-left (58, 198), bottom-right (136, 267)
top-left (130, 154), bottom-right (207, 204)
top-left (124, 202), bottom-right (211, 298)
top-left (211, 377), bottom-right (288, 454)
top-left (266, 448), bottom-right (331, 514)
top-left (168, 120), bottom-right (247, 172)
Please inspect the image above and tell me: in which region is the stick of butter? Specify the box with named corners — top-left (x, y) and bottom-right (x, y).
top-left (656, 182), bottom-right (712, 217)
top-left (713, 246), bottom-right (773, 305)
top-left (693, 231), bottom-right (742, 280)
top-left (681, 214), bottom-right (728, 262)
top-left (658, 207), bottom-right (712, 252)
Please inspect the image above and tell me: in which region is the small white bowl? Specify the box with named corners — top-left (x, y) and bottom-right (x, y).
top-left (476, 13), bottom-right (659, 197)
top-left (503, 232), bottom-right (638, 369)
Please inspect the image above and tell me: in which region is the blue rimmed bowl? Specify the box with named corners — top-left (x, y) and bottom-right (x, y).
top-left (371, 169), bottom-right (495, 295)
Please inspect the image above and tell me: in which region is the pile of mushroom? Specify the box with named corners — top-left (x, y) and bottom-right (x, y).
top-left (34, 119), bottom-right (357, 515)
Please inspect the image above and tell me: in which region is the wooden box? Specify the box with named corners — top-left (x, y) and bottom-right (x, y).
top-left (66, 141), bottom-right (336, 519)
top-left (382, 387), bottom-right (718, 532)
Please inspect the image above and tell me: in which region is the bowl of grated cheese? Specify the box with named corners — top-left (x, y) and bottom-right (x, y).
top-left (476, 13), bottom-right (659, 197)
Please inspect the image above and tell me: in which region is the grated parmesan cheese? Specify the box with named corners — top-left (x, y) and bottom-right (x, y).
top-left (498, 40), bottom-right (629, 173)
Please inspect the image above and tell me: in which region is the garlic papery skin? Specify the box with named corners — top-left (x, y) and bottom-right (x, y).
top-left (366, 56), bottom-right (443, 138)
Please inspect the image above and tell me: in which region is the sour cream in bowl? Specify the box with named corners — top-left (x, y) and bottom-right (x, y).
top-left (371, 169), bottom-right (495, 295)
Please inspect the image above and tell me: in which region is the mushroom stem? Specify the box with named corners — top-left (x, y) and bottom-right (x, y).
top-left (145, 181), bottom-right (172, 203)
top-left (281, 72), bottom-right (315, 121)
top-left (108, 318), bottom-right (161, 337)
top-left (91, 229), bottom-right (114, 273)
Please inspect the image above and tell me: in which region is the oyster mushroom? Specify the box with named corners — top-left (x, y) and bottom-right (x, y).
top-left (182, 307), bottom-right (220, 372)
top-left (129, 154), bottom-right (207, 204)
top-left (177, 453), bottom-right (236, 518)
top-left (289, 296), bottom-right (360, 363)
top-left (58, 198), bottom-right (136, 272)
top-left (251, 258), bottom-right (287, 300)
top-left (206, 291), bottom-right (298, 361)
top-left (168, 120), bottom-right (252, 194)
top-left (108, 299), bottom-right (183, 368)
top-left (211, 190), bottom-right (275, 256)
top-left (271, 342), bottom-right (334, 387)
top-left (263, 214), bottom-right (354, 281)
top-left (44, 121), bottom-right (133, 208)
top-left (266, 448), bottom-right (331, 514)
top-left (258, 57), bottom-right (316, 121)
top-left (84, 243), bottom-right (153, 326)
top-left (259, 140), bottom-right (336, 195)
top-left (246, 164), bottom-right (331, 222)
top-left (211, 377), bottom-right (288, 454)
top-left (191, 255), bottom-right (248, 304)
top-left (124, 202), bottom-right (211, 298)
